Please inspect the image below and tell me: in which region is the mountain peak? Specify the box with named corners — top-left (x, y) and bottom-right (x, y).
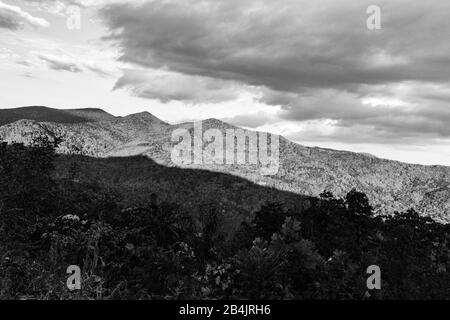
top-left (127, 111), bottom-right (152, 117)
top-left (0, 106), bottom-right (115, 125)
top-left (63, 108), bottom-right (115, 122)
top-left (123, 111), bottom-right (168, 125)
top-left (0, 106), bottom-right (449, 222)
top-left (175, 118), bottom-right (237, 132)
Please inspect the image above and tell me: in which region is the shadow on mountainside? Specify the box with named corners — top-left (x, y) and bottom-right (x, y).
top-left (56, 154), bottom-right (315, 236)
top-left (1, 106), bottom-right (448, 223)
top-left (1, 140), bottom-right (449, 300)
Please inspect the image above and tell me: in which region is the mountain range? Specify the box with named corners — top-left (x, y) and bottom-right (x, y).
top-left (0, 106), bottom-right (449, 223)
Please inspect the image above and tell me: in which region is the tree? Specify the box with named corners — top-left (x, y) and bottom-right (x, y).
top-left (253, 203), bottom-right (287, 240)
top-left (345, 188), bottom-right (373, 216)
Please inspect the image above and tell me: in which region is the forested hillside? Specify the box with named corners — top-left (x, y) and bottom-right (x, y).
top-left (0, 107), bottom-right (448, 222)
top-left (0, 140), bottom-right (448, 299)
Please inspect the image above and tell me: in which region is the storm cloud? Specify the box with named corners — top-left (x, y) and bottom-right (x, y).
top-left (0, 1), bottom-right (49, 29)
top-left (39, 54), bottom-right (83, 72)
top-left (114, 69), bottom-right (245, 104)
top-left (99, 0), bottom-right (450, 90)
top-left (98, 0), bottom-right (450, 143)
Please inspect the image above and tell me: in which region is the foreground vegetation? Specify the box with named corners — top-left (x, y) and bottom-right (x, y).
top-left (0, 139), bottom-right (448, 299)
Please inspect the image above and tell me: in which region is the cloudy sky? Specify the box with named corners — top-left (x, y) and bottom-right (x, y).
top-left (1, 0), bottom-right (449, 165)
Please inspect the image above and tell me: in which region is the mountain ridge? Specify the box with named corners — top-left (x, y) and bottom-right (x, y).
top-left (0, 106), bottom-right (115, 125)
top-left (0, 106), bottom-right (449, 222)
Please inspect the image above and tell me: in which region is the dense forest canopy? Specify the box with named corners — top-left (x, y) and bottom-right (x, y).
top-left (0, 140), bottom-right (448, 299)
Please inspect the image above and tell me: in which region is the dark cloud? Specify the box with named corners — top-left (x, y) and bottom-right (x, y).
top-left (114, 69), bottom-right (242, 103)
top-left (285, 124), bottom-right (447, 145)
top-left (39, 55), bottom-right (83, 72)
top-left (223, 112), bottom-right (275, 128)
top-left (99, 0), bottom-right (450, 92)
top-left (0, 1), bottom-right (49, 29)
top-left (98, 0), bottom-right (450, 144)
top-left (274, 85), bottom-right (450, 137)
top-left (37, 54), bottom-right (115, 77)
top-left (0, 12), bottom-right (21, 29)
top-left (86, 65), bottom-right (112, 78)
